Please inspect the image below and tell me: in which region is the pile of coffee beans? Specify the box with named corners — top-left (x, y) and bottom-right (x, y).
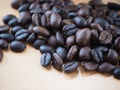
top-left (0, 0), bottom-right (120, 80)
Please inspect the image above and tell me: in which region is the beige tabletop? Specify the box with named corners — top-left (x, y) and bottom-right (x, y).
top-left (0, 0), bottom-right (120, 90)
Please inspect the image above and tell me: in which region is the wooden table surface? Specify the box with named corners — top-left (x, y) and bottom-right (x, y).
top-left (0, 0), bottom-right (120, 90)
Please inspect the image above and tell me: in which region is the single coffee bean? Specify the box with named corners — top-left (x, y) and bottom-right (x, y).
top-left (48, 35), bottom-right (58, 47)
top-left (113, 68), bottom-right (120, 79)
top-left (3, 14), bottom-right (16, 24)
top-left (67, 45), bottom-right (78, 61)
top-left (90, 29), bottom-right (98, 44)
top-left (63, 24), bottom-right (79, 36)
top-left (79, 46), bottom-right (91, 61)
top-left (26, 33), bottom-right (37, 44)
top-left (98, 62), bottom-right (115, 73)
top-left (33, 38), bottom-right (46, 49)
top-left (89, 0), bottom-right (103, 7)
top-left (0, 33), bottom-right (14, 42)
top-left (99, 30), bottom-right (113, 45)
top-left (52, 53), bottom-right (63, 70)
top-left (0, 49), bottom-right (3, 62)
top-left (91, 49), bottom-right (103, 64)
top-left (18, 4), bottom-right (30, 12)
top-left (108, 2), bottom-right (120, 11)
top-left (39, 45), bottom-right (55, 54)
top-left (0, 39), bottom-right (8, 50)
top-left (63, 61), bottom-right (79, 73)
top-left (78, 7), bottom-right (90, 17)
top-left (11, 26), bottom-right (23, 34)
top-left (81, 61), bottom-right (98, 71)
top-left (76, 28), bottom-right (91, 46)
top-left (8, 18), bottom-right (18, 27)
top-left (15, 29), bottom-right (29, 41)
top-left (29, 2), bottom-right (41, 10)
top-left (56, 31), bottom-right (65, 46)
top-left (18, 11), bottom-right (31, 25)
top-left (91, 23), bottom-right (103, 33)
top-left (32, 13), bottom-right (41, 26)
top-left (40, 53), bottom-right (51, 67)
top-left (56, 47), bottom-right (67, 60)
top-left (66, 35), bottom-right (75, 48)
top-left (11, 0), bottom-right (24, 9)
top-left (0, 25), bottom-right (10, 33)
top-left (42, 2), bottom-right (50, 10)
top-left (10, 41), bottom-right (26, 52)
top-left (107, 49), bottom-right (119, 65)
top-left (33, 26), bottom-right (50, 37)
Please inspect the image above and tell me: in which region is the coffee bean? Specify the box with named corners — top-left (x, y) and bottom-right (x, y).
top-left (48, 35), bottom-right (58, 47)
top-left (78, 7), bottom-right (90, 17)
top-left (67, 45), bottom-right (78, 61)
top-left (114, 37), bottom-right (120, 50)
top-left (90, 29), bottom-right (98, 44)
top-left (99, 30), bottom-right (113, 45)
top-left (108, 2), bottom-right (120, 11)
top-left (18, 4), bottom-right (30, 12)
top-left (33, 26), bottom-right (50, 37)
top-left (81, 61), bottom-right (98, 71)
top-left (76, 28), bottom-right (91, 46)
top-left (26, 33), bottom-right (37, 44)
top-left (62, 19), bottom-right (73, 26)
top-left (0, 49), bottom-right (3, 62)
top-left (32, 13), bottom-right (41, 26)
top-left (11, 0), bottom-right (24, 9)
top-left (29, 2), bottom-right (41, 10)
top-left (63, 61), bottom-right (79, 73)
top-left (91, 49), bottom-right (103, 64)
top-left (86, 16), bottom-right (93, 25)
top-left (40, 53), bottom-right (51, 67)
top-left (68, 12), bottom-right (77, 19)
top-left (79, 47), bottom-right (91, 61)
top-left (0, 25), bottom-right (10, 33)
top-left (3, 14), bottom-right (16, 24)
top-left (8, 18), bottom-right (18, 27)
top-left (10, 41), bottom-right (26, 52)
top-left (0, 39), bottom-right (8, 50)
top-left (42, 2), bottom-right (50, 10)
top-left (52, 53), bottom-right (63, 70)
top-left (113, 68), bottom-right (120, 79)
top-left (66, 35), bottom-right (75, 48)
top-left (91, 23), bottom-right (103, 33)
top-left (96, 46), bottom-right (108, 53)
top-left (0, 33), bottom-right (14, 42)
top-left (108, 10), bottom-right (117, 19)
top-left (114, 18), bottom-right (120, 27)
top-left (64, 5), bottom-right (78, 12)
top-left (98, 62), bottom-right (115, 73)
top-left (39, 45), bottom-right (55, 54)
top-left (89, 0), bottom-right (103, 7)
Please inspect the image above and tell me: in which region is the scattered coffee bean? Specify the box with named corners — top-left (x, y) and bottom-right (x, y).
top-left (113, 68), bottom-right (120, 79)
top-left (3, 14), bottom-right (16, 24)
top-left (0, 25), bottom-right (10, 33)
top-left (0, 39), bottom-right (8, 50)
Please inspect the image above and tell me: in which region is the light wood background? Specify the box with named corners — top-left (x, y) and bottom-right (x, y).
top-left (0, 0), bottom-right (120, 90)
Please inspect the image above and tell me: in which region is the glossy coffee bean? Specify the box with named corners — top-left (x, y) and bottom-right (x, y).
top-left (11, 0), bottom-right (24, 9)
top-left (62, 19), bottom-right (73, 26)
top-left (91, 23), bottom-right (103, 33)
top-left (66, 35), bottom-right (75, 48)
top-left (32, 13), bottom-right (41, 26)
top-left (90, 29), bottom-right (98, 44)
top-left (18, 4), bottom-right (30, 12)
top-left (0, 25), bottom-right (10, 33)
top-left (113, 68), bottom-right (120, 79)
top-left (40, 53), bottom-right (51, 67)
top-left (11, 26), bottom-right (23, 34)
top-left (3, 14), bottom-right (16, 24)
top-left (26, 33), bottom-right (37, 44)
top-left (0, 33), bottom-right (14, 42)
top-left (48, 35), bottom-right (58, 47)
top-left (8, 18), bottom-right (18, 27)
top-left (78, 7), bottom-right (90, 17)
top-left (0, 39), bottom-right (8, 50)
top-left (63, 61), bottom-right (79, 73)
top-left (10, 41), bottom-right (26, 52)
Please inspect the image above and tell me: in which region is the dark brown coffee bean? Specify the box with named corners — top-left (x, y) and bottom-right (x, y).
top-left (39, 45), bottom-right (55, 54)
top-left (78, 7), bottom-right (90, 17)
top-left (0, 25), bottom-right (10, 33)
top-left (26, 33), bottom-right (37, 44)
top-left (98, 62), bottom-right (115, 73)
top-left (113, 68), bottom-right (120, 79)
top-left (0, 33), bottom-right (14, 42)
top-left (108, 2), bottom-right (120, 11)
top-left (0, 49), bottom-right (3, 62)
top-left (66, 35), bottom-right (75, 48)
top-left (67, 45), bottom-right (78, 61)
top-left (63, 24), bottom-right (79, 36)
top-left (64, 5), bottom-right (78, 12)
top-left (99, 30), bottom-right (113, 45)
top-left (33, 26), bottom-right (50, 37)
top-left (18, 11), bottom-right (31, 25)
top-left (27, 24), bottom-right (34, 33)
top-left (63, 61), bottom-right (79, 73)
top-left (52, 53), bottom-right (63, 70)
top-left (8, 18), bottom-right (18, 27)
top-left (3, 14), bottom-right (16, 24)
top-left (90, 29), bottom-right (98, 44)
top-left (86, 16), bottom-right (93, 25)
top-left (29, 2), bottom-right (41, 10)
top-left (11, 26), bottom-right (23, 34)
top-left (33, 38), bottom-right (46, 49)
top-left (40, 53), bottom-right (51, 67)
top-left (81, 61), bottom-right (98, 71)
top-left (18, 4), bottom-right (29, 12)
top-left (79, 47), bottom-right (91, 61)
top-left (107, 49), bottom-right (119, 65)
top-left (32, 13), bottom-right (41, 26)
top-left (11, 0), bottom-right (24, 9)
top-left (91, 23), bottom-right (103, 33)
top-left (10, 41), bottom-right (26, 52)
top-left (62, 19), bottom-right (73, 26)
top-left (48, 35), bottom-right (58, 47)
top-left (76, 28), bottom-right (91, 46)
top-left (0, 39), bottom-right (8, 50)
top-left (89, 0), bottom-right (103, 7)
top-left (91, 49), bottom-right (103, 64)
top-left (56, 31), bottom-right (65, 46)
top-left (96, 46), bottom-right (108, 53)
top-left (114, 37), bottom-right (120, 50)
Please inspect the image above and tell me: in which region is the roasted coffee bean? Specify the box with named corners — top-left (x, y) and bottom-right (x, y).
top-left (62, 19), bottom-right (73, 26)
top-left (18, 11), bottom-right (31, 25)
top-left (29, 2), bottom-right (41, 10)
top-left (98, 62), bottom-right (115, 73)
top-left (114, 37), bottom-right (120, 50)
top-left (11, 0), bottom-right (25, 9)
top-left (0, 25), bottom-right (10, 33)
top-left (39, 45), bottom-right (55, 54)
top-left (52, 53), bottom-right (63, 70)
top-left (86, 16), bottom-right (93, 25)
top-left (33, 38), bottom-right (46, 49)
top-left (10, 40), bottom-right (26, 52)
top-left (64, 5), bottom-right (78, 12)
top-left (3, 14), bottom-right (16, 24)
top-left (40, 53), bottom-right (51, 67)
top-left (90, 29), bottom-right (98, 44)
top-left (67, 45), bottom-right (78, 61)
top-left (105, 16), bottom-right (113, 24)
top-left (33, 26), bottom-right (50, 37)
top-left (66, 35), bottom-right (75, 48)
top-left (91, 49), bottom-right (103, 64)
top-left (26, 33), bottom-right (37, 43)
top-left (91, 23), bottom-right (103, 33)
top-left (56, 47), bottom-right (67, 60)
top-left (48, 35), bottom-right (58, 47)
top-left (79, 47), bottom-right (91, 61)
top-left (81, 61), bottom-right (98, 71)
top-left (56, 31), bottom-right (65, 46)
top-left (0, 39), bottom-right (8, 50)
top-left (63, 24), bottom-right (79, 36)
top-left (107, 49), bottom-right (119, 65)
top-left (11, 26), bottom-right (23, 34)
top-left (108, 2), bottom-right (120, 11)
top-left (96, 46), bottom-right (108, 53)
top-left (15, 29), bottom-right (29, 41)
top-left (108, 10), bottom-right (117, 19)
top-left (63, 61), bottom-right (79, 73)
top-left (68, 12), bottom-right (77, 19)
top-left (42, 3), bottom-right (50, 10)
top-left (18, 4), bottom-right (29, 12)
top-left (99, 30), bottom-right (113, 45)
top-left (76, 28), bottom-right (91, 46)
top-left (113, 68), bottom-right (120, 79)
top-left (73, 16), bottom-right (87, 28)
top-left (78, 7), bottom-right (90, 17)
top-left (0, 33), bottom-right (14, 42)
top-left (32, 13), bottom-right (41, 26)
top-left (8, 18), bottom-right (18, 27)
top-left (0, 49), bottom-right (3, 62)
